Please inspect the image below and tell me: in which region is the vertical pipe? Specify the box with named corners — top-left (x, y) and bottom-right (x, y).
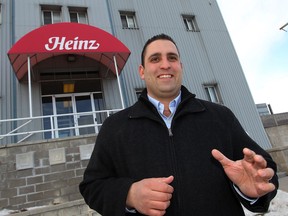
top-left (113, 55), bottom-right (125, 109)
top-left (105, 0), bottom-right (128, 107)
top-left (11, 0), bottom-right (17, 119)
top-left (27, 56), bottom-right (33, 117)
top-left (105, 0), bottom-right (115, 35)
top-left (10, 0), bottom-right (17, 143)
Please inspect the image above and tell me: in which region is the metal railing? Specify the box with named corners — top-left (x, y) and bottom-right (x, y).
top-left (0, 109), bottom-right (121, 145)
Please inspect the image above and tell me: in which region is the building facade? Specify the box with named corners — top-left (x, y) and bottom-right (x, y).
top-left (0, 0), bottom-right (271, 149)
top-left (257, 103), bottom-right (273, 116)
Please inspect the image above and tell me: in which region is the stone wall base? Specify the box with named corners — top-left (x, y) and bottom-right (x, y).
top-left (5, 199), bottom-right (100, 216)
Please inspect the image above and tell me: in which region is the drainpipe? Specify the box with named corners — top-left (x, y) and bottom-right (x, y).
top-left (105, 0), bottom-right (128, 108)
top-left (11, 0), bottom-right (17, 118)
top-left (10, 0), bottom-right (17, 143)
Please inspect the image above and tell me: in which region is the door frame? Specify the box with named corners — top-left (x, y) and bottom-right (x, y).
top-left (51, 92), bottom-right (99, 138)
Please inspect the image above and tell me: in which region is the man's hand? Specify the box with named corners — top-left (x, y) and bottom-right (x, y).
top-left (126, 176), bottom-right (174, 216)
top-left (212, 148), bottom-right (275, 198)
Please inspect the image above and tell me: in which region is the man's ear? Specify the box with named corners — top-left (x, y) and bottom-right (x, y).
top-left (138, 65), bottom-right (145, 80)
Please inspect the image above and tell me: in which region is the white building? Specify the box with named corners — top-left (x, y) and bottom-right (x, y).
top-left (0, 0), bottom-right (271, 149)
top-left (257, 103), bottom-right (273, 116)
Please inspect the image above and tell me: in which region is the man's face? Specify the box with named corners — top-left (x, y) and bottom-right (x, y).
top-left (139, 39), bottom-right (183, 101)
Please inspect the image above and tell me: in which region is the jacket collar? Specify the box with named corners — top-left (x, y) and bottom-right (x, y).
top-left (129, 86), bottom-right (206, 119)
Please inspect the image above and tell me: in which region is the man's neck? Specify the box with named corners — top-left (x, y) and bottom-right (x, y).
top-left (147, 92), bottom-right (181, 109)
top-left (147, 90), bottom-right (180, 103)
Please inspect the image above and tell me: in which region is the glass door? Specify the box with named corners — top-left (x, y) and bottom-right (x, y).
top-left (74, 94), bottom-right (97, 135)
top-left (42, 92), bottom-right (103, 139)
top-left (54, 96), bottom-right (75, 138)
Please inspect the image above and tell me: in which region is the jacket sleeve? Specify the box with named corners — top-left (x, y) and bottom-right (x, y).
top-left (226, 107), bottom-right (279, 213)
top-left (79, 116), bottom-right (135, 216)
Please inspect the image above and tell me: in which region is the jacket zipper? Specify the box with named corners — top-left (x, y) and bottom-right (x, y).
top-left (168, 128), bottom-right (173, 137)
top-left (167, 127), bottom-right (182, 216)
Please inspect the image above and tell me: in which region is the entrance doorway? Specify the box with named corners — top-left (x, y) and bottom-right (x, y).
top-left (42, 92), bottom-right (104, 139)
top-left (41, 77), bottom-right (105, 139)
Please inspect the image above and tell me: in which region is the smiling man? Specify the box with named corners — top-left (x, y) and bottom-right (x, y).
top-left (138, 38), bottom-right (183, 108)
top-left (79, 34), bottom-right (278, 216)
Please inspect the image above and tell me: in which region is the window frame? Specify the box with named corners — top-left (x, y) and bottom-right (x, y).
top-left (41, 5), bottom-right (62, 25)
top-left (182, 15), bottom-right (199, 32)
top-left (203, 84), bottom-right (223, 104)
top-left (68, 7), bottom-right (88, 24)
top-left (120, 11), bottom-right (138, 29)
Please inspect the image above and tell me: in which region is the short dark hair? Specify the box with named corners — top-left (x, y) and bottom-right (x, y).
top-left (141, 33), bottom-right (180, 66)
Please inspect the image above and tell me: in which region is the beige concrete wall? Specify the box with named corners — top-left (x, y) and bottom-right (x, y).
top-left (261, 113), bottom-right (288, 175)
top-left (265, 125), bottom-right (288, 148)
top-left (267, 146), bottom-right (288, 174)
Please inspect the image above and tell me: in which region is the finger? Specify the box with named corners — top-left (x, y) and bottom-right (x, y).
top-left (151, 176), bottom-right (174, 193)
top-left (211, 149), bottom-right (233, 166)
top-left (149, 200), bottom-right (171, 210)
top-left (253, 154), bottom-right (267, 169)
top-left (243, 148), bottom-right (268, 169)
top-left (152, 183), bottom-right (174, 194)
top-left (149, 180), bottom-right (174, 193)
top-left (243, 148), bottom-right (256, 163)
top-left (144, 200), bottom-right (170, 216)
top-left (258, 168), bottom-right (275, 182)
top-left (146, 208), bottom-right (166, 216)
top-left (150, 190), bottom-right (173, 202)
top-left (161, 175), bottom-right (174, 184)
top-left (257, 182), bottom-right (276, 196)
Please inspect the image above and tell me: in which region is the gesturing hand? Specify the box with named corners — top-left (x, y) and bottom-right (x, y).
top-left (212, 148), bottom-right (275, 198)
top-left (126, 176), bottom-right (174, 216)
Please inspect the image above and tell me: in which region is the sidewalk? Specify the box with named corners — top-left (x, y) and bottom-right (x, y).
top-left (279, 175), bottom-right (288, 193)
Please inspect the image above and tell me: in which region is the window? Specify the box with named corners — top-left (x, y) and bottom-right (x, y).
top-left (204, 84), bottom-right (222, 104)
top-left (182, 15), bottom-right (199, 32)
top-left (256, 103), bottom-right (272, 116)
top-left (41, 5), bottom-right (62, 25)
top-left (120, 12), bottom-right (138, 29)
top-left (69, 7), bottom-right (88, 24)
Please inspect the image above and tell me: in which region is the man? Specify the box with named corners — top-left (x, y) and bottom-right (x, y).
top-left (79, 34), bottom-right (278, 216)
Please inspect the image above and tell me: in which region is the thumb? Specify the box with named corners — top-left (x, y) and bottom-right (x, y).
top-left (161, 175), bottom-right (174, 184)
top-left (211, 149), bottom-right (232, 166)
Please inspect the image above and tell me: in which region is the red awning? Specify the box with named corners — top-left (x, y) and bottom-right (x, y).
top-left (7, 22), bottom-right (131, 80)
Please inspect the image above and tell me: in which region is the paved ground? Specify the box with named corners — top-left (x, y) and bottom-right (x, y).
top-left (279, 175), bottom-right (288, 192)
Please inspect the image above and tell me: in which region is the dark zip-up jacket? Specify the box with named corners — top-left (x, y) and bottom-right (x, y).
top-left (79, 86), bottom-right (278, 216)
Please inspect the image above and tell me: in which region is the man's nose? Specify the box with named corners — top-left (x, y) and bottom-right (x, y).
top-left (160, 58), bottom-right (171, 69)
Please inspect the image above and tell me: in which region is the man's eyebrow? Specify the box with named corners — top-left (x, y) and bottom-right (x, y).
top-left (148, 52), bottom-right (179, 59)
top-left (167, 52), bottom-right (179, 57)
top-left (147, 53), bottom-right (161, 60)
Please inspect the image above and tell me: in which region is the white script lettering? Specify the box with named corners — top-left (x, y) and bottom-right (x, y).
top-left (44, 37), bottom-right (100, 51)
